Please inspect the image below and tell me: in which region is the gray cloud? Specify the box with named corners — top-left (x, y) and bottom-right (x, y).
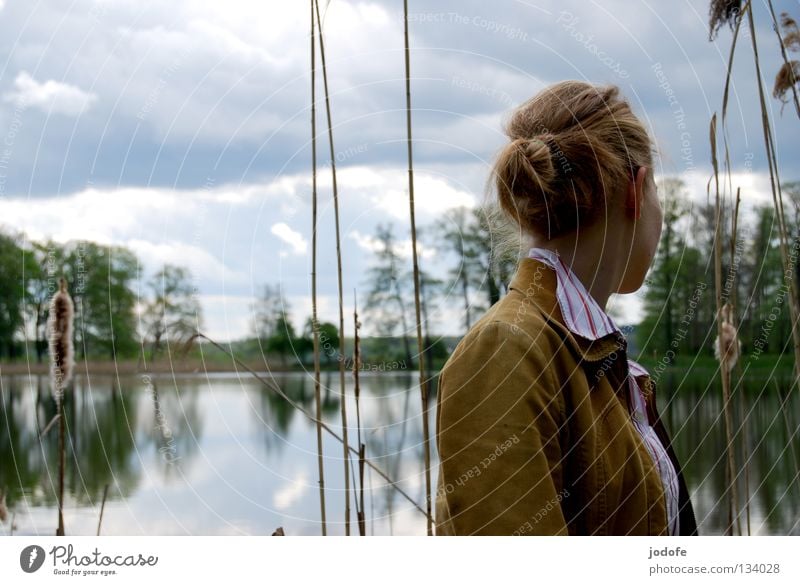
top-left (0, 0), bottom-right (797, 339)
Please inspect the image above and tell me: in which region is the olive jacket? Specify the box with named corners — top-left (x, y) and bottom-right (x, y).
top-left (434, 257), bottom-right (698, 535)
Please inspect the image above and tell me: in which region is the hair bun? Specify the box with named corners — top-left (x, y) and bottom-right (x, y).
top-left (491, 80), bottom-right (654, 240)
top-left (510, 135), bottom-right (557, 188)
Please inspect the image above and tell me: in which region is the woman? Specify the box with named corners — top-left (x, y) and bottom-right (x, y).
top-left (434, 80), bottom-right (698, 536)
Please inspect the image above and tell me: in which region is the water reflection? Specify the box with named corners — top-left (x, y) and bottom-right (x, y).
top-left (659, 371), bottom-right (800, 535)
top-left (0, 370), bottom-right (798, 535)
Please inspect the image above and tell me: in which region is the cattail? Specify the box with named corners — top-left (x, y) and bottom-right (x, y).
top-left (0, 488), bottom-right (7, 523)
top-left (780, 12), bottom-right (800, 50)
top-left (773, 61), bottom-right (800, 103)
top-left (713, 303), bottom-right (741, 372)
top-left (48, 276), bottom-right (74, 536)
top-left (47, 277), bottom-right (74, 403)
top-left (773, 11), bottom-right (800, 105)
top-left (709, 0), bottom-right (743, 41)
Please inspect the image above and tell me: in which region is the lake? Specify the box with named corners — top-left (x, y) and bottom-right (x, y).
top-left (1, 370), bottom-right (798, 535)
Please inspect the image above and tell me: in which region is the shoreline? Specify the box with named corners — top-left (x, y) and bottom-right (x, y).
top-left (1, 354), bottom-right (793, 378)
top-left (0, 358), bottom-right (426, 377)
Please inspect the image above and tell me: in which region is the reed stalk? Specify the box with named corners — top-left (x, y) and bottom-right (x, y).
top-left (96, 483), bottom-right (109, 536)
top-left (731, 188), bottom-right (751, 534)
top-left (710, 113), bottom-right (739, 535)
top-left (353, 293), bottom-right (366, 536)
top-left (39, 413), bottom-right (60, 438)
top-left (715, 1), bottom-right (751, 535)
top-left (310, 0), bottom-right (327, 537)
top-left (57, 406), bottom-right (65, 535)
top-left (745, 1), bottom-right (800, 387)
top-left (403, 0), bottom-right (433, 536)
top-left (0, 487), bottom-right (7, 525)
top-left (313, 0), bottom-right (351, 535)
top-left (776, 380), bottom-right (800, 494)
top-left (719, 1), bottom-right (749, 222)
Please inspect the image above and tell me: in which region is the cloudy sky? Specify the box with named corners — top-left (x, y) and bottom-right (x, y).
top-left (0, 0), bottom-right (797, 342)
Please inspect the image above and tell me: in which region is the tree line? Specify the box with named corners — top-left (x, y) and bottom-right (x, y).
top-left (0, 231), bottom-right (338, 365)
top-left (0, 234), bottom-right (202, 361)
top-left (639, 179), bottom-right (800, 360)
top-left (1, 178), bottom-right (798, 366)
top-left (356, 180), bottom-right (800, 364)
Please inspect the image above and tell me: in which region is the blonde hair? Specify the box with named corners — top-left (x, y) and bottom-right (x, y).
top-left (489, 80), bottom-right (656, 241)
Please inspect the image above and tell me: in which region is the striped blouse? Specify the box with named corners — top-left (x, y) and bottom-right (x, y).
top-left (528, 247), bottom-right (680, 536)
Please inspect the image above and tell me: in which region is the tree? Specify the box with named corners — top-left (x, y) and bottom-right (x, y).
top-left (0, 232), bottom-right (28, 358)
top-left (24, 241), bottom-right (59, 362)
top-left (468, 206), bottom-right (519, 306)
top-left (76, 243), bottom-right (139, 359)
top-left (436, 208), bottom-right (482, 331)
top-left (743, 205), bottom-right (787, 354)
top-left (251, 284), bottom-right (287, 340)
top-left (416, 232), bottom-right (444, 372)
top-left (142, 265), bottom-right (202, 359)
top-left (638, 179), bottom-right (692, 360)
top-left (267, 312), bottom-right (298, 365)
top-left (364, 223), bottom-right (413, 365)
top-left (301, 317), bottom-right (339, 365)
top-left (435, 206), bottom-right (518, 333)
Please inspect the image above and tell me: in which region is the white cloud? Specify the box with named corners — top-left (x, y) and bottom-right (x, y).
top-left (3, 71), bottom-right (97, 115)
top-left (127, 239), bottom-right (246, 285)
top-left (272, 471), bottom-right (308, 510)
top-left (195, 294), bottom-right (256, 343)
top-left (336, 165), bottom-right (477, 219)
top-left (270, 222), bottom-right (307, 254)
top-left (349, 229), bottom-right (436, 260)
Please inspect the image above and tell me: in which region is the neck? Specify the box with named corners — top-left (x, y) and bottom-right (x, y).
top-left (529, 229), bottom-right (627, 311)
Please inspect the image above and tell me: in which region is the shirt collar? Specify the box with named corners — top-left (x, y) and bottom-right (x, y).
top-left (527, 247), bottom-right (620, 339)
top-left (508, 254), bottom-right (624, 363)
top-left (523, 247), bottom-right (649, 377)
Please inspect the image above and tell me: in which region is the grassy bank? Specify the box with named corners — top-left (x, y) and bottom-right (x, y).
top-left (2, 352), bottom-right (793, 380)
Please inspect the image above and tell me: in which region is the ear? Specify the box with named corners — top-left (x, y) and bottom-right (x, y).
top-left (625, 166), bottom-right (647, 220)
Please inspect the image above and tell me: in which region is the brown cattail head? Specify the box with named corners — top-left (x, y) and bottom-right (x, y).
top-left (490, 80), bottom-right (655, 241)
top-left (0, 488), bottom-right (7, 523)
top-left (774, 12), bottom-right (800, 106)
top-left (773, 61), bottom-right (800, 104)
top-left (781, 12), bottom-right (799, 50)
top-left (709, 0), bottom-right (743, 41)
top-left (48, 276), bottom-right (75, 402)
top-left (714, 302), bottom-right (741, 372)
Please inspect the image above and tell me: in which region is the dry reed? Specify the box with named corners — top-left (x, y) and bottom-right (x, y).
top-left (744, 1), bottom-right (800, 387)
top-left (710, 114), bottom-right (740, 535)
top-left (309, 0), bottom-right (327, 537)
top-left (313, 0), bottom-right (351, 535)
top-left (403, 0), bottom-right (433, 537)
top-left (96, 483), bottom-right (109, 536)
top-left (709, 0), bottom-right (743, 41)
top-left (768, 5), bottom-right (800, 116)
top-left (353, 293), bottom-right (366, 536)
top-left (0, 488), bottom-right (7, 524)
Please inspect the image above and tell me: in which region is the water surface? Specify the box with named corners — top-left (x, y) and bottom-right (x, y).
top-left (1, 370), bottom-right (797, 535)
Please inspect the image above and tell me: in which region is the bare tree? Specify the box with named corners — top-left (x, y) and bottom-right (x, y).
top-left (142, 265), bottom-right (202, 359)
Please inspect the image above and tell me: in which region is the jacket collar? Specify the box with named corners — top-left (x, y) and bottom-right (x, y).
top-left (508, 257), bottom-right (628, 363)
